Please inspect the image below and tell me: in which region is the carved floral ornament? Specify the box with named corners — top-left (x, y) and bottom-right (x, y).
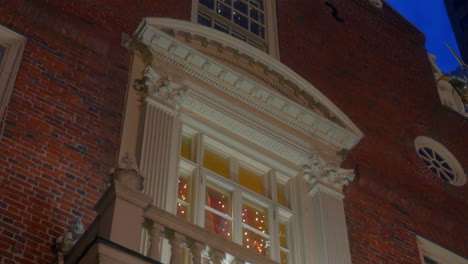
top-left (301, 154), bottom-right (355, 192)
top-left (134, 65), bottom-right (188, 111)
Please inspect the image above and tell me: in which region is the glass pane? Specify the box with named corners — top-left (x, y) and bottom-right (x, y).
top-left (280, 250), bottom-right (289, 264)
top-left (234, 12), bottom-right (248, 29)
top-left (250, 0), bottom-right (263, 9)
top-left (423, 256), bottom-right (439, 264)
top-left (213, 20), bottom-right (230, 34)
top-left (177, 202), bottom-right (190, 220)
top-left (242, 201), bottom-right (268, 233)
top-left (205, 211), bottom-right (232, 239)
top-left (0, 46), bottom-right (5, 65)
top-left (203, 147), bottom-right (230, 178)
top-left (279, 223), bottom-right (288, 248)
top-left (441, 162), bottom-right (453, 171)
top-left (250, 8), bottom-right (264, 24)
top-left (234, 0), bottom-right (248, 14)
top-left (239, 166), bottom-right (264, 195)
top-left (216, 2), bottom-right (232, 20)
top-left (219, 0), bottom-right (232, 4)
top-left (277, 182), bottom-right (288, 207)
top-left (178, 175), bottom-right (190, 202)
top-left (200, 0), bottom-right (215, 9)
top-left (434, 152), bottom-right (444, 162)
top-left (242, 227), bottom-right (269, 256)
top-left (180, 135), bottom-right (193, 161)
top-left (250, 22), bottom-right (265, 38)
top-left (206, 185), bottom-right (232, 216)
top-left (424, 147), bottom-right (434, 157)
top-left (198, 13), bottom-right (212, 27)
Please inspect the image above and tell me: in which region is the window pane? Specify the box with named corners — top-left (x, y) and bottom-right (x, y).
top-left (176, 174), bottom-right (191, 220)
top-left (251, 22), bottom-right (265, 38)
top-left (243, 227), bottom-right (269, 256)
top-left (180, 135), bottom-right (193, 161)
top-left (203, 147), bottom-right (230, 178)
top-left (200, 0), bottom-right (215, 9)
top-left (234, 0), bottom-right (248, 14)
top-left (219, 0), bottom-right (232, 5)
top-left (239, 166), bottom-right (264, 195)
top-left (216, 2), bottom-right (232, 20)
top-left (280, 250), bottom-right (289, 264)
top-left (234, 12), bottom-right (248, 29)
top-left (205, 184), bottom-right (233, 239)
top-left (205, 211), bottom-right (233, 239)
top-left (206, 184), bottom-right (232, 216)
top-left (242, 201), bottom-right (268, 233)
top-left (277, 182), bottom-right (288, 208)
top-left (213, 20), bottom-right (230, 34)
top-left (198, 13), bottom-right (213, 27)
top-left (279, 223), bottom-right (288, 248)
top-left (250, 0), bottom-right (263, 9)
top-left (0, 46), bottom-right (5, 65)
top-left (250, 8), bottom-right (264, 24)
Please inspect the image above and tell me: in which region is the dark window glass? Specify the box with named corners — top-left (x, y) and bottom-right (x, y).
top-left (251, 22), bottom-right (264, 38)
top-left (214, 21), bottom-right (230, 33)
top-left (250, 0), bottom-right (263, 9)
top-left (198, 14), bottom-right (213, 27)
top-left (250, 8), bottom-right (264, 24)
top-left (445, 171), bottom-right (455, 180)
top-left (434, 152), bottom-right (444, 162)
top-left (234, 12), bottom-right (248, 29)
top-left (200, 0), bottom-right (215, 9)
top-left (219, 0), bottom-right (232, 5)
top-left (441, 162), bottom-right (452, 171)
top-left (234, 0), bottom-right (248, 14)
top-left (424, 147), bottom-right (433, 157)
top-left (461, 15), bottom-right (468, 29)
top-left (0, 46), bottom-right (5, 65)
top-left (217, 2), bottom-right (232, 19)
top-left (423, 256), bottom-right (438, 264)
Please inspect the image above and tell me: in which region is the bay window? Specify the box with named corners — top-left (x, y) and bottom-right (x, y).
top-left (176, 126), bottom-right (293, 263)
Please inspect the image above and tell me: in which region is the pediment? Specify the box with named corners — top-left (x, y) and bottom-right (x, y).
top-left (129, 18), bottom-right (363, 151)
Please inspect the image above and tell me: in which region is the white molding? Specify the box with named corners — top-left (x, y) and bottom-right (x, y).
top-left (0, 25), bottom-right (26, 119)
top-left (134, 23), bottom-right (361, 151)
top-left (414, 136), bottom-right (467, 186)
top-left (436, 79), bottom-right (468, 117)
top-left (134, 18), bottom-right (363, 147)
top-left (417, 236), bottom-right (468, 264)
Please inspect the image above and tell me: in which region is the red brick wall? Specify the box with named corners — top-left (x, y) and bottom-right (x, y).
top-left (0, 1), bottom-right (190, 263)
top-left (0, 0), bottom-right (466, 263)
top-left (277, 0), bottom-right (467, 262)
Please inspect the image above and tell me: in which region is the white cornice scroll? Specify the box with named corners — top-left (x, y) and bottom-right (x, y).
top-left (132, 20), bottom-right (363, 151)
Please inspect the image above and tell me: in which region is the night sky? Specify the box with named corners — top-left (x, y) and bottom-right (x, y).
top-left (384, 0), bottom-right (462, 73)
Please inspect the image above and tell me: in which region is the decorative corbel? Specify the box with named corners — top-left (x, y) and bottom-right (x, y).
top-left (122, 33), bottom-right (153, 66)
top-left (301, 154), bottom-right (355, 191)
top-left (301, 154), bottom-right (322, 186)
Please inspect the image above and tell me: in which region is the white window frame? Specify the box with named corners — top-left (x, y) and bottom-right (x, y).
top-left (0, 25), bottom-right (26, 120)
top-left (190, 0), bottom-right (280, 59)
top-left (417, 235), bottom-right (468, 264)
top-left (177, 125), bottom-right (295, 263)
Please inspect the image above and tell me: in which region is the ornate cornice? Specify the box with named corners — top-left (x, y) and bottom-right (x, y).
top-left (132, 20), bottom-right (362, 151)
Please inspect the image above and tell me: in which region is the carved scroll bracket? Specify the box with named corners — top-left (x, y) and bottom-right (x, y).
top-left (110, 152), bottom-right (144, 191)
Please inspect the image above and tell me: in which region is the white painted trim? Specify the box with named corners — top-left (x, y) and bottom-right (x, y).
top-left (0, 26), bottom-right (26, 120)
top-left (190, 0), bottom-right (280, 59)
top-left (134, 18), bottom-right (364, 144)
top-left (417, 235), bottom-right (468, 264)
top-left (414, 136), bottom-right (467, 186)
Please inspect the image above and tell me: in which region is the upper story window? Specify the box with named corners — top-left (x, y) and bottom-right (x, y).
top-left (417, 236), bottom-right (467, 264)
top-left (0, 26), bottom-right (26, 119)
top-left (192, 0), bottom-right (279, 58)
top-left (177, 125), bottom-right (292, 264)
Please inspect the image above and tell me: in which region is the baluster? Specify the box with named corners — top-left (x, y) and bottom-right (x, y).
top-left (147, 223), bottom-right (164, 261)
top-left (190, 241), bottom-right (205, 264)
top-left (210, 249), bottom-right (226, 264)
top-left (170, 232), bottom-right (185, 264)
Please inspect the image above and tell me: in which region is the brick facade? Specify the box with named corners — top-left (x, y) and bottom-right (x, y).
top-left (0, 0), bottom-right (466, 263)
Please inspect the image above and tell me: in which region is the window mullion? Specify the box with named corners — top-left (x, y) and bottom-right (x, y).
top-left (194, 134), bottom-right (206, 227)
top-left (270, 205), bottom-right (280, 261)
top-left (233, 189), bottom-right (243, 244)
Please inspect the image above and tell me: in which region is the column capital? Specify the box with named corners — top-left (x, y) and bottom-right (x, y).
top-left (134, 65), bottom-right (188, 112)
top-left (301, 154), bottom-right (355, 196)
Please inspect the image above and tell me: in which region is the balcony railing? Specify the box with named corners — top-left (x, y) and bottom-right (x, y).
top-left (57, 179), bottom-right (279, 264)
